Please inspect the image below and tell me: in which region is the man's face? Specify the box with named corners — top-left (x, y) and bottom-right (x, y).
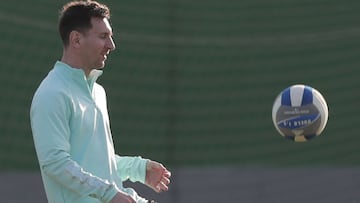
top-left (80, 17), bottom-right (115, 70)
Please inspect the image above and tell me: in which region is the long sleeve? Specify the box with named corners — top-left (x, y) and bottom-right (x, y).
top-left (115, 155), bottom-right (148, 183)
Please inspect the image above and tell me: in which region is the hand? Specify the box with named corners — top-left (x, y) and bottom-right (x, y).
top-left (145, 160), bottom-right (171, 193)
top-left (110, 191), bottom-right (136, 203)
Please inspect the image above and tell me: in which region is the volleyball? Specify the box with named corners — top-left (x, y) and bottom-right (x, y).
top-left (272, 84), bottom-right (329, 142)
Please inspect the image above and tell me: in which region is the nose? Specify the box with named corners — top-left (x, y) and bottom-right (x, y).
top-left (107, 37), bottom-right (116, 51)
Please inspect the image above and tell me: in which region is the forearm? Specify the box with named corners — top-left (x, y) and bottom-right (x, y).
top-left (115, 155), bottom-right (148, 183)
top-left (40, 153), bottom-right (118, 203)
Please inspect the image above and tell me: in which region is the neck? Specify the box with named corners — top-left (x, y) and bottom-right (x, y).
top-left (61, 49), bottom-right (91, 76)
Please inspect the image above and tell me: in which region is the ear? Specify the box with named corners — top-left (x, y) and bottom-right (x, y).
top-left (68, 30), bottom-right (83, 48)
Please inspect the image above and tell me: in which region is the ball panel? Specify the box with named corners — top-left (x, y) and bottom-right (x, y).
top-left (275, 104), bottom-right (321, 136)
top-left (281, 87), bottom-right (292, 106)
top-left (301, 86), bottom-right (313, 106)
top-left (289, 85), bottom-right (305, 107)
top-left (312, 89), bottom-right (329, 135)
top-left (272, 95), bottom-right (283, 135)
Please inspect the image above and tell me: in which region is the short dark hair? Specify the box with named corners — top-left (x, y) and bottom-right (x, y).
top-left (58, 0), bottom-right (111, 46)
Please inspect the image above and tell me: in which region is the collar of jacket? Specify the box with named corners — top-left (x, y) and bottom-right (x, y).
top-left (54, 61), bottom-right (103, 92)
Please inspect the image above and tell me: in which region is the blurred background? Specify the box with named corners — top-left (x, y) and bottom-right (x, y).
top-left (1, 0), bottom-right (360, 202)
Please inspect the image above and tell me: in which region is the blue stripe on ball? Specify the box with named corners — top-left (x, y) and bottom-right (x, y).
top-left (281, 87), bottom-right (292, 106)
top-left (301, 86), bottom-right (313, 105)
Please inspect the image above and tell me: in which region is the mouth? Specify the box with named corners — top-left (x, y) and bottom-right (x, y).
top-left (102, 51), bottom-right (110, 60)
top-left (101, 54), bottom-right (107, 61)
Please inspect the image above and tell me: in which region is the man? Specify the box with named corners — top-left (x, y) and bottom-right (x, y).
top-left (30, 1), bottom-right (171, 203)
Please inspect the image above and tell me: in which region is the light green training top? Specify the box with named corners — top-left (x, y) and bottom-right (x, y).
top-left (30, 61), bottom-right (148, 203)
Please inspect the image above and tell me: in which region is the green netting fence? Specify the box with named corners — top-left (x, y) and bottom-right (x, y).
top-left (0, 0), bottom-right (360, 170)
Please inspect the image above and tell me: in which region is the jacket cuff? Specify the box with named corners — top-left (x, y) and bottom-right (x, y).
top-left (101, 184), bottom-right (119, 203)
top-left (131, 157), bottom-right (148, 183)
